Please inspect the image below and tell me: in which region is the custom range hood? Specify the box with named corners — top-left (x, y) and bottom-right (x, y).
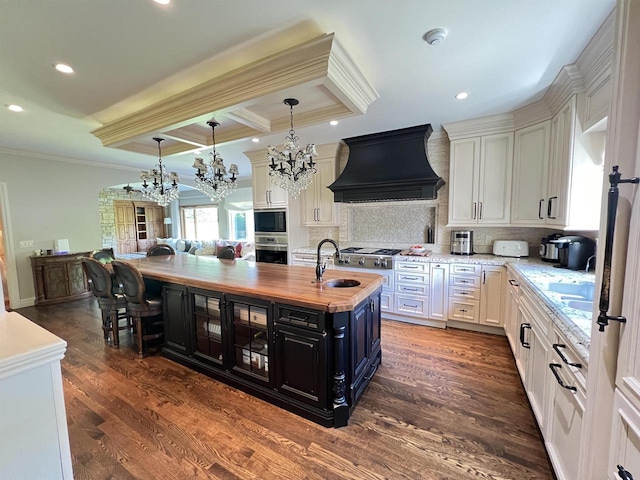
top-left (328, 124), bottom-right (445, 202)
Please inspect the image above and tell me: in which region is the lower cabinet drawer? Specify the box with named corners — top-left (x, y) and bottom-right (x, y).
top-left (450, 275), bottom-right (481, 288)
top-left (396, 283), bottom-right (428, 295)
top-left (395, 294), bottom-right (428, 316)
top-left (449, 285), bottom-right (480, 300)
top-left (448, 298), bottom-right (480, 323)
top-left (380, 291), bottom-right (394, 311)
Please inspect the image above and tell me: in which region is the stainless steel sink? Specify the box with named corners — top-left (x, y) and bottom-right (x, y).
top-left (565, 300), bottom-right (594, 312)
top-left (324, 279), bottom-right (361, 288)
top-left (547, 281), bottom-right (595, 301)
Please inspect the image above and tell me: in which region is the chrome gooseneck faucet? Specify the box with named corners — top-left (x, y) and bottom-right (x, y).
top-left (316, 238), bottom-right (341, 282)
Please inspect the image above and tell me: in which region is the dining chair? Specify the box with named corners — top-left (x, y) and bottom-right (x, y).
top-left (111, 260), bottom-right (164, 358)
top-left (91, 247), bottom-right (116, 264)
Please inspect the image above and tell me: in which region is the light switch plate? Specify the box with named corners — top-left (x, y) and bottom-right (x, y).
top-left (19, 240), bottom-right (34, 248)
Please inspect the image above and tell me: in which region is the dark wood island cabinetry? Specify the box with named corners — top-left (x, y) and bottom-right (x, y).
top-left (127, 255), bottom-right (383, 427)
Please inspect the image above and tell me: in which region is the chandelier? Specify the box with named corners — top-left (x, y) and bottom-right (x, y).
top-left (193, 121), bottom-right (239, 201)
top-left (140, 137), bottom-right (180, 207)
top-left (267, 98), bottom-right (317, 198)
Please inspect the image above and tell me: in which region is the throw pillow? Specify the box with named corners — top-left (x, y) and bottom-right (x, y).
top-left (176, 239), bottom-right (191, 252)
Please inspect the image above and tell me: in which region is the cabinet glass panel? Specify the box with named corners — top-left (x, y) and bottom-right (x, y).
top-left (232, 303), bottom-right (269, 379)
top-left (193, 294), bottom-right (224, 362)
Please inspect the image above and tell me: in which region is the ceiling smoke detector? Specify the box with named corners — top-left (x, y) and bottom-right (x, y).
top-left (423, 28), bottom-right (448, 46)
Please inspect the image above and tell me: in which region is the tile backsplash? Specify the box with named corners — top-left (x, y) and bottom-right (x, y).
top-left (307, 133), bottom-right (599, 257)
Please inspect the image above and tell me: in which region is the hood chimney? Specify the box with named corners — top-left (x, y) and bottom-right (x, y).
top-left (328, 124), bottom-right (445, 203)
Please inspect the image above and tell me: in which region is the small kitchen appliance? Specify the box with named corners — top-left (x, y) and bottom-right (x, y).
top-left (550, 235), bottom-right (597, 270)
top-left (493, 240), bottom-right (529, 258)
top-left (450, 231), bottom-right (473, 255)
top-left (539, 233), bottom-right (562, 262)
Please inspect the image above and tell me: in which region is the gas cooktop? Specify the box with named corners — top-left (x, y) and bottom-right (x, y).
top-left (340, 247), bottom-right (403, 256)
top-left (337, 247), bottom-right (401, 269)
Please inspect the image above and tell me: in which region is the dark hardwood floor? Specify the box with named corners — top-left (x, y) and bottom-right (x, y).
top-left (17, 298), bottom-right (554, 480)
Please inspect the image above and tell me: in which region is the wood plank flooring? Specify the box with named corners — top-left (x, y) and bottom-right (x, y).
top-left (17, 298), bottom-right (554, 480)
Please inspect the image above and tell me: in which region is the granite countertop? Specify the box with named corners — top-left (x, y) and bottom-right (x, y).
top-left (507, 263), bottom-right (594, 362)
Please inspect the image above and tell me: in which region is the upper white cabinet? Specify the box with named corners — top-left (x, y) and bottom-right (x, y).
top-left (448, 132), bottom-right (514, 226)
top-left (300, 146), bottom-right (339, 226)
top-left (547, 95), bottom-right (604, 230)
top-left (511, 121), bottom-right (552, 225)
top-left (250, 161), bottom-right (288, 209)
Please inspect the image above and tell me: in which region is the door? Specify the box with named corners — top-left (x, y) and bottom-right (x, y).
top-left (163, 284), bottom-right (190, 356)
top-left (448, 138), bottom-right (480, 224)
top-left (429, 263), bottom-right (449, 321)
top-left (274, 324), bottom-right (327, 408)
top-left (479, 266), bottom-right (505, 327)
top-left (478, 133), bottom-right (513, 224)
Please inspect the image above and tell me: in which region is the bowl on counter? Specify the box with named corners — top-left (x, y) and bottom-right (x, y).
top-left (410, 245), bottom-right (426, 253)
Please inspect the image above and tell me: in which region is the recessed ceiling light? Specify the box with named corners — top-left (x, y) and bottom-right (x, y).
top-left (154, 0), bottom-right (170, 4)
top-left (455, 91), bottom-right (470, 100)
top-left (7, 104), bottom-right (24, 112)
top-left (251, 138), bottom-right (260, 143)
top-left (329, 120), bottom-right (339, 126)
top-left (54, 63), bottom-right (74, 74)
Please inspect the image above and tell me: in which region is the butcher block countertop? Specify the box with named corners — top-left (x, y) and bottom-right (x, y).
top-left (118, 254), bottom-right (385, 313)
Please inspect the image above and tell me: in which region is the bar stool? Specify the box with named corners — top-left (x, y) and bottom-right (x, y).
top-left (147, 244), bottom-right (176, 257)
top-left (111, 261), bottom-right (164, 358)
top-left (81, 257), bottom-right (131, 347)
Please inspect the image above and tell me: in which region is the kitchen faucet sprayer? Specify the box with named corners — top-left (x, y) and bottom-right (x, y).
top-left (316, 238), bottom-right (341, 282)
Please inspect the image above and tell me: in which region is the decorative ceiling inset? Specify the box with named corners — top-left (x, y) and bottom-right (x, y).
top-left (91, 33), bottom-right (378, 158)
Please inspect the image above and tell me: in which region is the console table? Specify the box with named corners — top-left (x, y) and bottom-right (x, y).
top-left (31, 252), bottom-right (92, 306)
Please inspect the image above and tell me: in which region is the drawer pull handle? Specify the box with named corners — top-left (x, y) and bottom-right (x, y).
top-left (403, 303), bottom-right (418, 308)
top-left (402, 265), bottom-right (419, 269)
top-left (460, 291), bottom-right (468, 295)
top-left (519, 323), bottom-right (531, 348)
top-left (403, 276), bottom-right (419, 280)
top-left (404, 287), bottom-right (419, 292)
top-left (508, 279), bottom-right (519, 286)
top-left (364, 363), bottom-right (379, 380)
top-left (552, 344), bottom-right (582, 368)
top-left (460, 309), bottom-right (467, 313)
top-left (549, 363), bottom-right (577, 391)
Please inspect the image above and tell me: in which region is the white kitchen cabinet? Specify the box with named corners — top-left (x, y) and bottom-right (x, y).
top-left (447, 264), bottom-right (481, 324)
top-left (300, 156), bottom-right (338, 226)
top-left (546, 328), bottom-right (587, 480)
top-left (448, 132), bottom-right (513, 226)
top-left (251, 161), bottom-right (288, 209)
top-left (547, 95), bottom-right (604, 230)
top-left (479, 266), bottom-right (505, 327)
top-left (290, 252), bottom-right (334, 269)
top-left (429, 263), bottom-right (449, 322)
top-left (511, 121), bottom-right (551, 225)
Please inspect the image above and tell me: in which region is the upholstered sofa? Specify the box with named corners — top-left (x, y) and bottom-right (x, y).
top-left (156, 238), bottom-right (255, 261)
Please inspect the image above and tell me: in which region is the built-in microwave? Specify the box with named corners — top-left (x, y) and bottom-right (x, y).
top-left (254, 209), bottom-right (287, 234)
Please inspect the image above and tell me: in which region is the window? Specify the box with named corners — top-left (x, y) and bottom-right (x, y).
top-left (180, 206), bottom-right (219, 240)
top-left (228, 209), bottom-right (254, 241)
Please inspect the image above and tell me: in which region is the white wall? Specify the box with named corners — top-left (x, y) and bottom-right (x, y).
top-left (0, 150), bottom-right (142, 306)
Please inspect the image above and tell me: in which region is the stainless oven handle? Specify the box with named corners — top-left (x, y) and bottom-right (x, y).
top-left (255, 244), bottom-right (288, 252)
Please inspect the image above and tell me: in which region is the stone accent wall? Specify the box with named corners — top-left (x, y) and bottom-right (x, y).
top-left (98, 188), bottom-right (146, 251)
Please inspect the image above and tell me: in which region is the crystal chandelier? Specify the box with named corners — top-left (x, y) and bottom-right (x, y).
top-left (267, 98), bottom-right (317, 198)
top-left (193, 121), bottom-right (239, 202)
top-left (140, 137), bottom-right (180, 207)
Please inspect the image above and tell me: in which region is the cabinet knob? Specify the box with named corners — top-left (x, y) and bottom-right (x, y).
top-left (618, 465), bottom-right (634, 480)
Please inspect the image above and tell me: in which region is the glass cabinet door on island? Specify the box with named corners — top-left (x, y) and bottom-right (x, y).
top-left (228, 296), bottom-right (271, 382)
top-left (192, 290), bottom-right (226, 367)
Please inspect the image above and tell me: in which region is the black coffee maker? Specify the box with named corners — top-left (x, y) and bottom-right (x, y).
top-left (550, 236), bottom-right (596, 270)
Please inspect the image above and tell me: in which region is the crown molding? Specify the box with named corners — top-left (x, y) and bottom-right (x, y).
top-left (91, 33), bottom-right (377, 154)
top-left (576, 10), bottom-right (615, 94)
top-left (442, 112), bottom-right (515, 140)
top-left (543, 64), bottom-right (586, 116)
top-left (0, 147), bottom-right (139, 172)
top-left (513, 100), bottom-right (552, 129)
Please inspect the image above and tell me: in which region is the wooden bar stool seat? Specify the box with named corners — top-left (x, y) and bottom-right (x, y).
top-left (111, 260), bottom-right (164, 358)
top-left (81, 258), bottom-right (131, 347)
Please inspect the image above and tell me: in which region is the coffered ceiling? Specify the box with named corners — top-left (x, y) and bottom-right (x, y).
top-left (0, 1), bottom-right (615, 185)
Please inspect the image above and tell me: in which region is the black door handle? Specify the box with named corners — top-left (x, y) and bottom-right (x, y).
top-left (519, 323), bottom-right (531, 348)
top-left (618, 465), bottom-right (634, 480)
top-left (549, 363), bottom-right (577, 391)
top-left (553, 343), bottom-right (582, 368)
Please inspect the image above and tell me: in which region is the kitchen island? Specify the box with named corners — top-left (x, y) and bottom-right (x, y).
top-left (120, 254), bottom-right (384, 427)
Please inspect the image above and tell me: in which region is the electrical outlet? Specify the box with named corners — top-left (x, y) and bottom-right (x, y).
top-left (19, 240), bottom-right (34, 248)
top-left (485, 235), bottom-right (492, 244)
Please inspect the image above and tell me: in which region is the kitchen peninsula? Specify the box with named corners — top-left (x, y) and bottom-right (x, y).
top-left (121, 254), bottom-right (384, 427)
